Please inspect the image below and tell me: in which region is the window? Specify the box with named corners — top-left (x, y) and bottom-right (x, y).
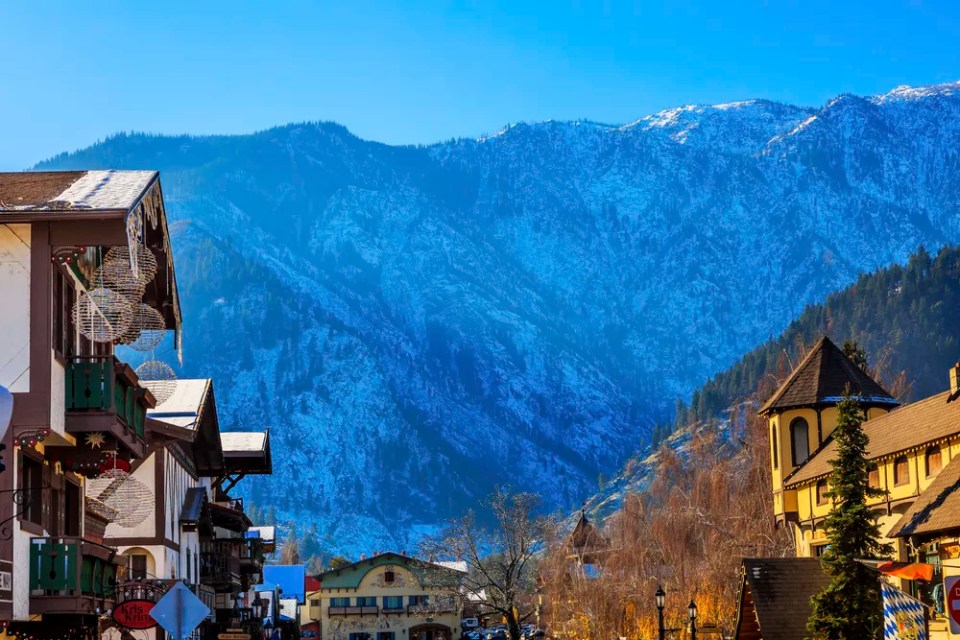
top-left (408, 595), bottom-right (429, 606)
top-left (894, 456), bottom-right (910, 487)
top-left (356, 597), bottom-right (377, 607)
top-left (19, 455), bottom-right (43, 526)
top-left (384, 570), bottom-right (395, 584)
top-left (187, 549), bottom-right (192, 583)
top-left (816, 480), bottom-right (829, 505)
top-left (310, 599), bottom-right (321, 607)
top-left (814, 544), bottom-right (829, 558)
top-left (64, 480), bottom-right (81, 537)
top-left (926, 447), bottom-right (942, 477)
top-left (349, 634), bottom-right (371, 640)
top-left (868, 467), bottom-right (880, 489)
top-left (790, 418), bottom-right (809, 467)
top-left (377, 633), bottom-right (396, 640)
top-left (771, 424), bottom-right (779, 469)
top-left (131, 554), bottom-right (148, 580)
top-left (330, 597), bottom-right (351, 607)
top-left (52, 267), bottom-right (75, 358)
top-left (383, 596), bottom-right (403, 610)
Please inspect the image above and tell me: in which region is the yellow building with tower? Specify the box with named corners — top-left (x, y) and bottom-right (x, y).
top-left (760, 336), bottom-right (960, 637)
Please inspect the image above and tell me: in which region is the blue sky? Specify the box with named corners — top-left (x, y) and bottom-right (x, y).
top-left (2, 0), bottom-right (960, 170)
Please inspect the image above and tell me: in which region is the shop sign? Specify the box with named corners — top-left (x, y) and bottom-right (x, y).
top-left (113, 599), bottom-right (158, 629)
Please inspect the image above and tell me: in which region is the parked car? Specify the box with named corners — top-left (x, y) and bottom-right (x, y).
top-left (486, 631), bottom-right (507, 640)
top-left (462, 618), bottom-right (480, 630)
top-left (463, 632), bottom-right (481, 640)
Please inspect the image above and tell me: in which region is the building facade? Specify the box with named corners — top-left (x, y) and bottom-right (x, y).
top-left (314, 554), bottom-right (464, 640)
top-left (0, 170), bottom-right (273, 640)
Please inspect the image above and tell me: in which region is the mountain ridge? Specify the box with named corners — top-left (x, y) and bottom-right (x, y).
top-left (36, 79), bottom-right (960, 555)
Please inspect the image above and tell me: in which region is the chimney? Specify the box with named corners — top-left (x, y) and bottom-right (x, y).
top-left (360, 554), bottom-right (366, 561)
top-left (952, 363), bottom-right (960, 396)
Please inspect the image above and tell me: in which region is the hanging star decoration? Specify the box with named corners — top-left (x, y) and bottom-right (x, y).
top-left (85, 432), bottom-right (107, 449)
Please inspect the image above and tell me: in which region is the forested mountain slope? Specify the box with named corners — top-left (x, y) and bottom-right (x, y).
top-left (38, 81), bottom-right (960, 554)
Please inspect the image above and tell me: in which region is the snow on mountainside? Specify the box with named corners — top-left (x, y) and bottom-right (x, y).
top-left (37, 80), bottom-right (960, 554)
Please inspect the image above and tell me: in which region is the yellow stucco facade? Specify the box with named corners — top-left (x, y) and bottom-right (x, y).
top-left (316, 555), bottom-right (463, 640)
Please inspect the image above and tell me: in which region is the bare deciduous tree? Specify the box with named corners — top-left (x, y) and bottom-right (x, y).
top-left (423, 488), bottom-right (554, 640)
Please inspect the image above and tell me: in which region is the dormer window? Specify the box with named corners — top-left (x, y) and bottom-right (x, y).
top-left (384, 570), bottom-right (395, 584)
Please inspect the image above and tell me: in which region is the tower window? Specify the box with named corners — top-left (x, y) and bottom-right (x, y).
top-left (790, 418), bottom-right (809, 467)
top-left (771, 424), bottom-right (779, 470)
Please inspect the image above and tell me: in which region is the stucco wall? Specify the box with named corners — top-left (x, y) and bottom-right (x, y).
top-left (0, 224), bottom-right (30, 392)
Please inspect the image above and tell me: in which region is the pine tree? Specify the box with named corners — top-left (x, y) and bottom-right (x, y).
top-left (807, 395), bottom-right (892, 639)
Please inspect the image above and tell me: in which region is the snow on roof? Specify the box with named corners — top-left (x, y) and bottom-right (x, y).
top-left (221, 431), bottom-right (267, 453)
top-left (435, 560), bottom-right (468, 573)
top-left (54, 170), bottom-right (156, 210)
top-left (146, 379), bottom-right (210, 430)
top-left (248, 525), bottom-right (276, 542)
top-left (0, 170), bottom-right (157, 212)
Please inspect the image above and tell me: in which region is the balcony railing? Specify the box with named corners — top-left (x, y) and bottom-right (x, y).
top-left (200, 553), bottom-right (241, 587)
top-left (328, 606), bottom-right (379, 616)
top-left (65, 356), bottom-right (148, 439)
top-left (29, 536), bottom-right (119, 614)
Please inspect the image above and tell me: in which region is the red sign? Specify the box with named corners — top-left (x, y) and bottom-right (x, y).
top-left (946, 576), bottom-right (960, 633)
top-left (113, 599), bottom-right (158, 630)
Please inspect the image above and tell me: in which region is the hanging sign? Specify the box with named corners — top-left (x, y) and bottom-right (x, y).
top-left (113, 599), bottom-right (159, 629)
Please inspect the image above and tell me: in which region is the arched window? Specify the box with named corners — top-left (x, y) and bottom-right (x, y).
top-left (790, 418), bottom-right (810, 467)
top-left (771, 423), bottom-right (779, 469)
top-left (925, 446), bottom-right (942, 477)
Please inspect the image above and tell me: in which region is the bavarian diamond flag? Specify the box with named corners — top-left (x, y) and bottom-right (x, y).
top-left (882, 580), bottom-right (927, 640)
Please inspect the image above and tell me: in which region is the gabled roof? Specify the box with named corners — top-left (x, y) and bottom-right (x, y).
top-left (888, 456), bottom-right (960, 539)
top-left (734, 558), bottom-right (829, 640)
top-left (0, 170), bottom-right (156, 213)
top-left (314, 552), bottom-right (465, 590)
top-left (0, 170), bottom-right (183, 346)
top-left (221, 430), bottom-right (272, 475)
top-left (787, 390), bottom-right (960, 487)
top-left (148, 378), bottom-right (225, 476)
top-left (759, 337), bottom-right (897, 415)
top-left (568, 512), bottom-right (607, 553)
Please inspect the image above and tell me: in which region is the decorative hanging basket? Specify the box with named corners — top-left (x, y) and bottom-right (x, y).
top-left (117, 304), bottom-right (167, 351)
top-left (136, 360), bottom-right (177, 405)
top-left (105, 246), bottom-right (159, 283)
top-left (72, 288), bottom-right (134, 343)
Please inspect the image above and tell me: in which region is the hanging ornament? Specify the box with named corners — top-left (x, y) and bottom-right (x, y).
top-left (87, 468), bottom-right (154, 528)
top-left (136, 360), bottom-right (177, 405)
top-left (105, 246), bottom-right (158, 284)
top-left (72, 288), bottom-right (134, 343)
top-left (117, 304), bottom-right (166, 351)
top-left (95, 260), bottom-right (147, 303)
top-left (84, 432), bottom-right (106, 449)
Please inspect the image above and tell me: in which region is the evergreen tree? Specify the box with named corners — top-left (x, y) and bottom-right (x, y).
top-left (807, 395), bottom-right (892, 639)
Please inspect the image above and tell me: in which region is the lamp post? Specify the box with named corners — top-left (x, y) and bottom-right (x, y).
top-left (536, 588), bottom-right (543, 630)
top-left (253, 596), bottom-right (265, 620)
top-left (687, 600), bottom-right (697, 640)
top-left (654, 586), bottom-right (665, 640)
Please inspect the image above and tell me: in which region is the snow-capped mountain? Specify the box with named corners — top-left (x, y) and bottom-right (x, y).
top-left (38, 81), bottom-right (960, 554)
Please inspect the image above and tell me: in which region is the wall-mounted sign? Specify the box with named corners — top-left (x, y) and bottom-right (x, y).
top-left (113, 599), bottom-right (158, 629)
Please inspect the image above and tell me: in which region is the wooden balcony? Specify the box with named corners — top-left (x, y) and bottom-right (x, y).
top-left (29, 536), bottom-right (120, 615)
top-left (64, 356), bottom-right (153, 458)
top-left (328, 606), bottom-right (379, 616)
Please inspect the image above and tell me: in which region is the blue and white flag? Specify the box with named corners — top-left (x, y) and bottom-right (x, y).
top-left (882, 580), bottom-right (927, 640)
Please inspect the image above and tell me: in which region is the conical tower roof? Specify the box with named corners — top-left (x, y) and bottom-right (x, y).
top-left (759, 336), bottom-right (898, 414)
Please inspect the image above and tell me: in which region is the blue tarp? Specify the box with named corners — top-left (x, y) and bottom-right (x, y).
top-left (258, 565), bottom-right (306, 604)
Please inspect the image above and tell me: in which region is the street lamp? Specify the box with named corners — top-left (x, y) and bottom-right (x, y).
top-left (536, 588), bottom-right (543, 629)
top-left (687, 600), bottom-right (698, 640)
top-left (253, 596), bottom-right (265, 620)
top-left (654, 586), bottom-right (665, 640)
